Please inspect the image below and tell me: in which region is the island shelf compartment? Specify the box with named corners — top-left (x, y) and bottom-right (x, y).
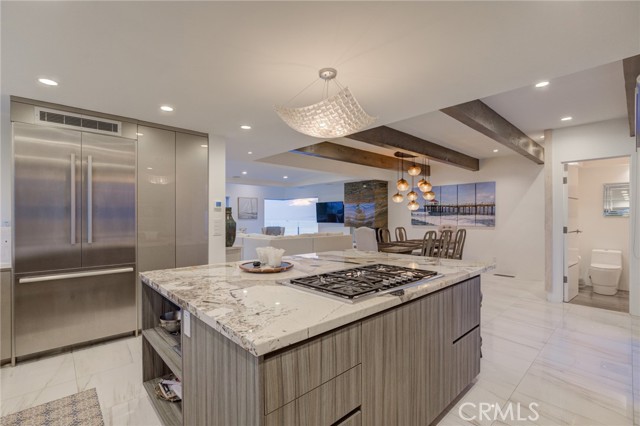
top-left (141, 282), bottom-right (184, 426)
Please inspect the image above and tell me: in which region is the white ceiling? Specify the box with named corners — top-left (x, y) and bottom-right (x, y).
top-left (2, 2), bottom-right (639, 184)
top-left (482, 59), bottom-right (629, 139)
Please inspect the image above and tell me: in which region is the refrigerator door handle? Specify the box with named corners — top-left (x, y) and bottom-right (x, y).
top-left (87, 155), bottom-right (93, 244)
top-left (70, 153), bottom-right (76, 245)
top-left (19, 267), bottom-right (134, 284)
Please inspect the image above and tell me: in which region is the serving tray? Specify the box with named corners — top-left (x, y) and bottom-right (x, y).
top-left (239, 261), bottom-right (294, 273)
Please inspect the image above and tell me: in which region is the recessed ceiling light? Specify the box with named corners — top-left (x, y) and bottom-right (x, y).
top-left (568, 162), bottom-right (579, 165)
top-left (561, 116), bottom-right (572, 121)
top-left (160, 105), bottom-right (174, 112)
top-left (540, 135), bottom-right (545, 140)
top-left (242, 171), bottom-right (247, 175)
top-left (248, 151), bottom-right (253, 155)
top-left (136, 132), bottom-right (144, 136)
top-left (240, 125), bottom-right (252, 130)
top-left (146, 167), bottom-right (153, 170)
top-left (283, 176), bottom-right (288, 179)
top-left (201, 144), bottom-right (208, 148)
top-left (535, 81), bottom-right (549, 88)
top-left (38, 78), bottom-right (58, 86)
top-left (493, 149), bottom-right (499, 153)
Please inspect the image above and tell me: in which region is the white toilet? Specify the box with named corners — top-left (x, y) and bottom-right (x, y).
top-left (589, 249), bottom-right (622, 295)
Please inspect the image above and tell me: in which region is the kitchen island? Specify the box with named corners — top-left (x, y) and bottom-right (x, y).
top-left (140, 250), bottom-right (494, 426)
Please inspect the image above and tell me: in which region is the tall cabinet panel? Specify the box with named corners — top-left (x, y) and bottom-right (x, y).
top-left (176, 132), bottom-right (208, 267)
top-left (138, 126), bottom-right (176, 273)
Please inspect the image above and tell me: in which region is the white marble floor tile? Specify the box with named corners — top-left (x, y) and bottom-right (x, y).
top-left (109, 395), bottom-right (163, 426)
top-left (72, 338), bottom-right (134, 379)
top-left (481, 317), bottom-right (555, 351)
top-left (508, 356), bottom-right (633, 425)
top-left (0, 352), bottom-right (76, 401)
top-left (126, 336), bottom-right (142, 362)
top-left (76, 360), bottom-right (144, 414)
top-left (0, 379), bottom-right (78, 416)
top-left (447, 382), bottom-right (510, 426)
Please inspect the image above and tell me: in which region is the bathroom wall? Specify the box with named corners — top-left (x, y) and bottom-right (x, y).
top-left (577, 158), bottom-right (630, 291)
top-left (548, 117), bottom-right (636, 304)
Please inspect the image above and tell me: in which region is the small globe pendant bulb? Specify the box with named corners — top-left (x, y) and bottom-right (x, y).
top-left (407, 200), bottom-right (420, 211)
top-left (407, 190), bottom-right (418, 201)
top-left (407, 164), bottom-right (421, 176)
top-left (419, 180), bottom-right (432, 193)
top-left (392, 192), bottom-right (404, 203)
top-left (397, 178), bottom-right (409, 192)
top-left (424, 191), bottom-right (436, 201)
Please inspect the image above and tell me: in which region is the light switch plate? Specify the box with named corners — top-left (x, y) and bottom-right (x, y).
top-left (0, 226), bottom-right (10, 265)
top-left (183, 310), bottom-right (191, 338)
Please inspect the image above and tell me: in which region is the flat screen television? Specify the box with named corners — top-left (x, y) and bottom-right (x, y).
top-left (316, 201), bottom-right (344, 223)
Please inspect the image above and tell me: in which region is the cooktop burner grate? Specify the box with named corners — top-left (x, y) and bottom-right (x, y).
top-left (284, 264), bottom-right (440, 302)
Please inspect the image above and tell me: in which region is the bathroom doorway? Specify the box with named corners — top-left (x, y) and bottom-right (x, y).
top-left (562, 156), bottom-right (631, 313)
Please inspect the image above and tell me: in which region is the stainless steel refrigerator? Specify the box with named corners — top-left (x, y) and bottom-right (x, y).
top-left (12, 118), bottom-right (137, 358)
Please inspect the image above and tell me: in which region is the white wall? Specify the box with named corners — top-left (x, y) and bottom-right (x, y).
top-left (208, 135), bottom-right (226, 264)
top-left (226, 183), bottom-right (286, 234)
top-left (577, 161), bottom-right (630, 290)
top-left (388, 155), bottom-right (545, 281)
top-left (549, 118), bottom-right (636, 305)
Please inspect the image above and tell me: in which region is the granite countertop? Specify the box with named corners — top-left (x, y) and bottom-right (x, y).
top-left (140, 250), bottom-right (495, 357)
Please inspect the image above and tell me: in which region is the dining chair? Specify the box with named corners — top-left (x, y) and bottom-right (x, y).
top-left (420, 230), bottom-right (438, 257)
top-left (451, 228), bottom-right (467, 260)
top-left (354, 227), bottom-right (378, 251)
top-left (395, 227), bottom-right (408, 242)
top-left (377, 228), bottom-right (391, 243)
top-left (437, 229), bottom-right (453, 258)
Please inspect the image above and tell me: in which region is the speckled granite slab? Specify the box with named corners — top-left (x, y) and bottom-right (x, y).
top-left (140, 250), bottom-right (495, 357)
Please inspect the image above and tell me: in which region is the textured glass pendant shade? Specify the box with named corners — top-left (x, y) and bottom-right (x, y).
top-left (392, 192), bottom-right (404, 203)
top-left (407, 190), bottom-right (418, 201)
top-left (407, 164), bottom-right (421, 176)
top-left (423, 191), bottom-right (436, 201)
top-left (397, 178), bottom-right (410, 191)
top-left (407, 200), bottom-right (420, 211)
top-left (418, 180), bottom-right (432, 193)
top-left (275, 87), bottom-right (376, 138)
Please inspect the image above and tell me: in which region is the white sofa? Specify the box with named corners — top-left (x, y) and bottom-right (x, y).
top-left (235, 233), bottom-right (353, 261)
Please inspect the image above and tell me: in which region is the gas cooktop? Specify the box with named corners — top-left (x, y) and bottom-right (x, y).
top-left (280, 264), bottom-right (441, 303)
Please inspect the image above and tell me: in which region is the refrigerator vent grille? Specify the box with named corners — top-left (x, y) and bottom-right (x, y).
top-left (36, 108), bottom-right (121, 136)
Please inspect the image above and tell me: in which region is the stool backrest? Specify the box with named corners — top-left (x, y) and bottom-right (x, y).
top-left (421, 230), bottom-right (438, 257)
top-left (395, 227), bottom-right (407, 241)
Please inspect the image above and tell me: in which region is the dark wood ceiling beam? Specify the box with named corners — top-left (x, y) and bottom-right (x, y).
top-left (441, 100), bottom-right (544, 164)
top-left (623, 54), bottom-right (640, 137)
top-left (292, 141), bottom-right (430, 175)
top-left (347, 126), bottom-right (479, 171)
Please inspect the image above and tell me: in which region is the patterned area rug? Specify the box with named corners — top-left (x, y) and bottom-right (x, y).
top-left (0, 388), bottom-right (104, 426)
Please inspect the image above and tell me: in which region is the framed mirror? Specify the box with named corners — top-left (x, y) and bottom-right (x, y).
top-left (603, 182), bottom-right (630, 217)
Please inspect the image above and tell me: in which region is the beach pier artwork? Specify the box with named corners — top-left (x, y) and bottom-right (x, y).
top-left (411, 181), bottom-right (496, 227)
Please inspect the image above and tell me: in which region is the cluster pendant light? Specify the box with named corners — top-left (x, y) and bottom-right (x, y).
top-left (394, 154), bottom-right (435, 210)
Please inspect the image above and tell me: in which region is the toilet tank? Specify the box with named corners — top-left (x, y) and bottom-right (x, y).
top-left (591, 249), bottom-right (622, 267)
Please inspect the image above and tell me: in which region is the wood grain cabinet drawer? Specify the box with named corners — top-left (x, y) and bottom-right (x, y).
top-left (264, 365), bottom-right (361, 426)
top-left (335, 410), bottom-right (361, 426)
top-left (449, 326), bottom-right (481, 400)
top-left (448, 276), bottom-right (481, 341)
top-left (263, 322), bottom-right (361, 414)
